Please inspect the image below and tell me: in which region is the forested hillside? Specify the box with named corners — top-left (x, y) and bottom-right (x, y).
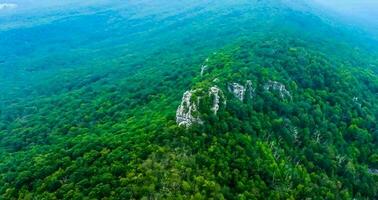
top-left (0, 0), bottom-right (377, 199)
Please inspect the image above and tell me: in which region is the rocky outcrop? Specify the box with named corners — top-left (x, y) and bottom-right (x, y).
top-left (176, 79), bottom-right (293, 127)
top-left (228, 83), bottom-right (246, 101)
top-left (176, 90), bottom-right (202, 127)
top-left (200, 65), bottom-right (208, 77)
top-left (245, 80), bottom-right (255, 99)
top-left (176, 85), bottom-right (227, 127)
top-left (264, 80), bottom-right (292, 100)
top-left (178, 60), bottom-right (296, 128)
top-left (228, 80), bottom-right (254, 102)
top-left (368, 168), bottom-right (378, 175)
top-left (200, 58), bottom-right (210, 77)
top-left (209, 86), bottom-right (226, 115)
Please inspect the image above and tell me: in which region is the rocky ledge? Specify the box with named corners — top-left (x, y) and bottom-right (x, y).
top-left (176, 60), bottom-right (293, 127)
top-left (228, 80), bottom-right (254, 102)
top-left (176, 90), bottom-right (202, 127)
top-left (264, 80), bottom-right (292, 100)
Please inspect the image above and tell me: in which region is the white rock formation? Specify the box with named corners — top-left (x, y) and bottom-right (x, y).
top-left (228, 83), bottom-right (246, 101)
top-left (245, 80), bottom-right (255, 99)
top-left (228, 80), bottom-right (255, 102)
top-left (176, 85), bottom-right (228, 126)
top-left (368, 168), bottom-right (378, 175)
top-left (352, 96), bottom-right (361, 107)
top-left (264, 80), bottom-right (292, 100)
top-left (200, 65), bottom-right (208, 77)
top-left (209, 86), bottom-right (225, 115)
top-left (176, 90), bottom-right (202, 127)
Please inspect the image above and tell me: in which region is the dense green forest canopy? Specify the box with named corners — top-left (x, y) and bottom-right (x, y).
top-left (0, 0), bottom-right (377, 199)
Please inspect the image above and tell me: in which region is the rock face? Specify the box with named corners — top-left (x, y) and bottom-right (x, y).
top-left (368, 168), bottom-right (378, 175)
top-left (264, 80), bottom-right (292, 100)
top-left (176, 90), bottom-right (202, 127)
top-left (228, 83), bottom-right (246, 101)
top-left (228, 80), bottom-right (254, 102)
top-left (200, 65), bottom-right (208, 77)
top-left (176, 79), bottom-right (292, 127)
top-left (178, 65), bottom-right (295, 127)
top-left (176, 85), bottom-right (227, 127)
top-left (209, 86), bottom-right (225, 115)
top-left (245, 80), bottom-right (255, 99)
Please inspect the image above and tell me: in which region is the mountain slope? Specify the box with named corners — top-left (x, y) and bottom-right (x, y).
top-left (170, 38), bottom-right (378, 199)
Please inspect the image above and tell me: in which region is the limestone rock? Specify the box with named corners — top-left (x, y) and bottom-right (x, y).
top-left (368, 168), bottom-right (378, 175)
top-left (209, 86), bottom-right (226, 115)
top-left (228, 80), bottom-right (254, 101)
top-left (245, 80), bottom-right (255, 99)
top-left (264, 80), bottom-right (292, 100)
top-left (200, 65), bottom-right (208, 77)
top-left (228, 83), bottom-right (246, 101)
top-left (176, 90), bottom-right (202, 127)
